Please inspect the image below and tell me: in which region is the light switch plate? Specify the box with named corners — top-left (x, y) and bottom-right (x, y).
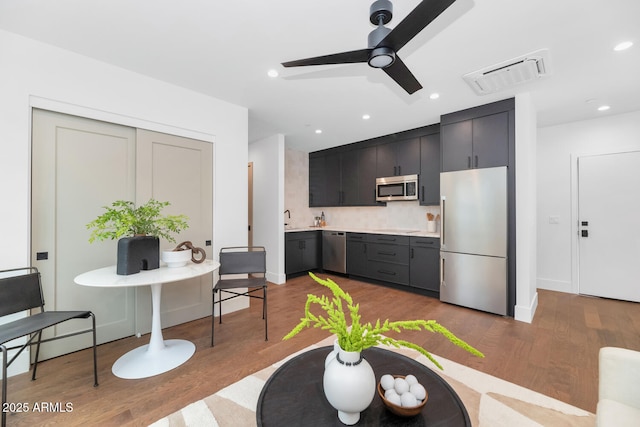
top-left (549, 216), bottom-right (560, 224)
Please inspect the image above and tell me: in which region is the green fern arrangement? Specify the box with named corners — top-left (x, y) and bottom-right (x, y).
top-left (283, 272), bottom-right (484, 370)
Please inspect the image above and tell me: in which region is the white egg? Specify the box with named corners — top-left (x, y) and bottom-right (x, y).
top-left (387, 392), bottom-right (402, 406)
top-left (400, 392), bottom-right (418, 407)
top-left (384, 389), bottom-right (398, 400)
top-left (394, 377), bottom-right (410, 394)
top-left (380, 374), bottom-right (395, 391)
top-left (410, 383), bottom-right (427, 401)
top-left (405, 374), bottom-right (418, 385)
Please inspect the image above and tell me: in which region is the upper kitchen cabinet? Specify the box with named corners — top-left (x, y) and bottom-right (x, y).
top-left (419, 125), bottom-right (440, 206)
top-left (376, 137), bottom-right (420, 177)
top-left (441, 98), bottom-right (514, 172)
top-left (309, 145), bottom-right (379, 207)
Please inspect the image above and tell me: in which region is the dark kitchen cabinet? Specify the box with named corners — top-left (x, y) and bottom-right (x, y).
top-left (409, 237), bottom-right (440, 294)
top-left (309, 146), bottom-right (380, 207)
top-left (356, 145), bottom-right (379, 206)
top-left (285, 231), bottom-right (321, 275)
top-left (441, 111), bottom-right (509, 172)
top-left (346, 233), bottom-right (410, 286)
top-left (419, 129), bottom-right (440, 206)
top-left (346, 233), bottom-right (368, 277)
top-left (376, 137), bottom-right (420, 177)
top-left (309, 155), bottom-right (327, 207)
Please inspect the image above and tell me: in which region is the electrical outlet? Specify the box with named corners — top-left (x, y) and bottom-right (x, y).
top-left (549, 216), bottom-right (560, 224)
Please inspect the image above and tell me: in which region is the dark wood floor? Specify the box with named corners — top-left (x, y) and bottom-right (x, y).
top-left (3, 273), bottom-right (640, 426)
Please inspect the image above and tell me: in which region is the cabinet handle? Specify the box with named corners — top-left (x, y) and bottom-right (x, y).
top-left (410, 248), bottom-right (414, 258)
top-left (378, 269), bottom-right (397, 276)
top-left (378, 251), bottom-right (396, 256)
top-left (475, 155), bottom-right (478, 168)
top-left (467, 156), bottom-right (471, 168)
top-left (421, 186), bottom-right (424, 202)
top-left (398, 165), bottom-right (401, 175)
top-left (393, 166), bottom-right (397, 175)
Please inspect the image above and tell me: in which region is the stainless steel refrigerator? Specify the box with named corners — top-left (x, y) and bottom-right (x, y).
top-left (440, 166), bottom-right (508, 316)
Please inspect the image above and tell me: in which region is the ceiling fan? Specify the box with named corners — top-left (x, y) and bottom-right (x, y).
top-left (282, 0), bottom-right (457, 95)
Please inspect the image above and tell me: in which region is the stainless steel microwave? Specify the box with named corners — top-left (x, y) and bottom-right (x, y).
top-left (376, 174), bottom-right (418, 201)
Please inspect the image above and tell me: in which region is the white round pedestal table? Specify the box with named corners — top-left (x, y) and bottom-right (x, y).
top-left (74, 259), bottom-right (219, 379)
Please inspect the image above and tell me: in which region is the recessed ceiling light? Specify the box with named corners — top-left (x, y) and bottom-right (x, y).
top-left (267, 69), bottom-right (279, 78)
top-left (429, 93), bottom-right (440, 100)
top-left (597, 105), bottom-right (611, 111)
top-left (614, 41), bottom-right (633, 51)
top-left (362, 114), bottom-right (371, 120)
top-left (315, 129), bottom-right (322, 134)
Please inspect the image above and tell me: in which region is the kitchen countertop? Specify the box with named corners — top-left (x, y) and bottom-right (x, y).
top-left (284, 226), bottom-right (440, 238)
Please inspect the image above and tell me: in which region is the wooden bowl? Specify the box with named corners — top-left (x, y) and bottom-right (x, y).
top-left (377, 375), bottom-right (428, 417)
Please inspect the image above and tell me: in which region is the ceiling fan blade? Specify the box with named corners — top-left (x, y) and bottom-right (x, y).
top-left (282, 49), bottom-right (371, 67)
top-left (379, 0), bottom-right (456, 52)
top-left (382, 56), bottom-right (422, 94)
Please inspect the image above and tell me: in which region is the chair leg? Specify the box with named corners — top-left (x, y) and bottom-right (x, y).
top-left (211, 289), bottom-right (217, 347)
top-left (264, 286), bottom-right (268, 341)
top-left (90, 313), bottom-right (99, 387)
top-left (2, 345), bottom-right (7, 427)
top-left (31, 330), bottom-right (43, 381)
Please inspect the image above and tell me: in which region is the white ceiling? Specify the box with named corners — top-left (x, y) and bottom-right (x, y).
top-left (1, 0), bottom-right (638, 152)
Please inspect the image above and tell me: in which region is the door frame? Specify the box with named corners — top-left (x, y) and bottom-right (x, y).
top-left (570, 148), bottom-right (638, 295)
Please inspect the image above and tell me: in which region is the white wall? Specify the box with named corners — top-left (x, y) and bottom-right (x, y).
top-left (0, 29), bottom-right (248, 375)
top-left (249, 134), bottom-right (286, 284)
top-left (514, 93), bottom-right (538, 323)
top-left (537, 109), bottom-right (640, 293)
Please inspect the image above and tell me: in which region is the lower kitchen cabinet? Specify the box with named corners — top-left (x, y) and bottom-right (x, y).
top-left (346, 233), bottom-right (440, 296)
top-left (285, 231), bottom-right (321, 275)
top-left (409, 237), bottom-right (440, 294)
top-left (346, 233), bottom-right (368, 277)
top-left (346, 233), bottom-right (410, 286)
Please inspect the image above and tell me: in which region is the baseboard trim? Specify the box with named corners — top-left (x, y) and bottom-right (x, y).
top-left (514, 291), bottom-right (538, 323)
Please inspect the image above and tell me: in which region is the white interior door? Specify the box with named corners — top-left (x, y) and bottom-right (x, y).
top-left (32, 109), bottom-right (137, 359)
top-left (578, 151), bottom-right (640, 301)
top-left (134, 129), bottom-right (213, 334)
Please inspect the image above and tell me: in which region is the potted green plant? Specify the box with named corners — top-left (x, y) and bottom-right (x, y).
top-left (86, 199), bottom-right (189, 275)
top-left (283, 272), bottom-right (484, 424)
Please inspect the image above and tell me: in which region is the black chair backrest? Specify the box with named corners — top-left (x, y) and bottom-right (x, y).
top-left (219, 247), bottom-right (266, 276)
top-left (0, 267), bottom-right (44, 317)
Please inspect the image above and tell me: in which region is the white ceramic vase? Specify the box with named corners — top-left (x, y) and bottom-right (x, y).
top-left (323, 345), bottom-right (376, 425)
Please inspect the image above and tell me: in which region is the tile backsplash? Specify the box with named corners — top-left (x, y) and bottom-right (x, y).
top-left (285, 148), bottom-right (440, 231)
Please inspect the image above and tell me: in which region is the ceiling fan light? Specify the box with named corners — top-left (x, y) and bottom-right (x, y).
top-left (368, 47), bottom-right (395, 68)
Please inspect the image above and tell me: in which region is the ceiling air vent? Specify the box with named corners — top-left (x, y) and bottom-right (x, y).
top-left (463, 49), bottom-right (551, 95)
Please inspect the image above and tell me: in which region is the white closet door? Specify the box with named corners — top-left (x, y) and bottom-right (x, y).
top-left (134, 129), bottom-right (213, 334)
top-left (31, 109), bottom-right (136, 359)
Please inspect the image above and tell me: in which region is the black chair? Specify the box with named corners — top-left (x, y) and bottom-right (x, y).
top-left (0, 267), bottom-right (98, 427)
top-left (211, 246), bottom-right (267, 347)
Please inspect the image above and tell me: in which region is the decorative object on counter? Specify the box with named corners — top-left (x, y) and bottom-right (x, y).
top-left (283, 272), bottom-right (484, 425)
top-left (426, 212), bottom-right (440, 233)
top-left (86, 199), bottom-right (189, 275)
top-left (320, 211), bottom-right (326, 227)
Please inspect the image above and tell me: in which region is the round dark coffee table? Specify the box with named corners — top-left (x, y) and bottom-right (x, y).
top-left (256, 346), bottom-right (470, 426)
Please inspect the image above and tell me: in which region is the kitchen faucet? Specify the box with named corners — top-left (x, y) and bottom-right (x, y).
top-left (284, 209), bottom-right (290, 227)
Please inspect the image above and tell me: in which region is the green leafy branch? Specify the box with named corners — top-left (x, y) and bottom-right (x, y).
top-left (87, 199), bottom-right (189, 243)
top-left (283, 272), bottom-right (484, 370)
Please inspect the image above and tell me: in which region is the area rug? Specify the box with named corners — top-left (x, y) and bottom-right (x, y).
top-left (149, 336), bottom-right (595, 427)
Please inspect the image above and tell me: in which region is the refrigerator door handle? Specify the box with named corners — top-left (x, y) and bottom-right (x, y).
top-left (440, 196), bottom-right (446, 249)
top-left (440, 254), bottom-right (445, 287)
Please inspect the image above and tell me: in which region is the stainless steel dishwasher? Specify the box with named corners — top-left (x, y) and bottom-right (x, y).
top-left (322, 231), bottom-right (346, 273)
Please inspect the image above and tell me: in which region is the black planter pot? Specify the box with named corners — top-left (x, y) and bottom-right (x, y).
top-left (117, 236), bottom-right (160, 275)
